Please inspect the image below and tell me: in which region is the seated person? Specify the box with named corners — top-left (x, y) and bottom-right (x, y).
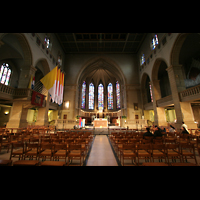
top-left (181, 126), bottom-right (189, 134)
top-left (143, 127), bottom-right (153, 139)
top-left (153, 126), bottom-right (163, 137)
top-left (169, 125), bottom-right (176, 133)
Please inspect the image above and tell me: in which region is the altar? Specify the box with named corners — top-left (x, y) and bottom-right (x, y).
top-left (93, 118), bottom-right (108, 128)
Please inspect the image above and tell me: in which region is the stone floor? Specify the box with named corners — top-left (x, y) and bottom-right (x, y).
top-left (86, 135), bottom-right (118, 166)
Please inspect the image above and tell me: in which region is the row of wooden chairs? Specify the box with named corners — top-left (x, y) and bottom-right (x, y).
top-left (0, 130), bottom-right (93, 153)
top-left (120, 143), bottom-right (198, 166)
top-left (109, 135), bottom-right (198, 166)
top-left (110, 132), bottom-right (200, 148)
top-left (9, 138), bottom-right (93, 166)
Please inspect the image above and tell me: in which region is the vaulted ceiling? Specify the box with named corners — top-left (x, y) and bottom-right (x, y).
top-left (55, 33), bottom-right (147, 54)
top-left (78, 58), bottom-right (125, 87)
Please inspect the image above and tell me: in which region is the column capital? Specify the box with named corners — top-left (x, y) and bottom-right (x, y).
top-left (166, 64), bottom-right (183, 72)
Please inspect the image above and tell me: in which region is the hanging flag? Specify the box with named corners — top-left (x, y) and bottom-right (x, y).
top-left (58, 71), bottom-right (64, 105)
top-left (40, 66), bottom-right (58, 103)
top-left (55, 68), bottom-right (60, 104)
top-left (40, 66), bottom-right (64, 105)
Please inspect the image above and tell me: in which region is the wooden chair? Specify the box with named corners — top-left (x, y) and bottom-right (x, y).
top-left (170, 162), bottom-right (198, 166)
top-left (151, 144), bottom-right (167, 163)
top-left (142, 162), bottom-right (168, 166)
top-left (166, 144), bottom-right (182, 164)
top-left (68, 144), bottom-right (82, 166)
top-left (137, 144), bottom-right (152, 165)
top-left (178, 134), bottom-right (190, 145)
top-left (75, 139), bottom-right (87, 158)
top-left (53, 144), bottom-right (67, 163)
top-left (153, 137), bottom-right (164, 144)
top-left (40, 161), bottom-right (66, 166)
top-left (1, 134), bottom-right (11, 153)
top-left (13, 160), bottom-right (39, 166)
top-left (24, 143), bottom-right (39, 160)
top-left (0, 135), bottom-right (2, 153)
top-left (39, 143), bottom-right (53, 161)
top-left (29, 138), bottom-right (40, 144)
top-left (10, 142), bottom-right (25, 160)
top-left (40, 138), bottom-right (52, 144)
top-left (0, 160), bottom-right (13, 166)
top-left (180, 143), bottom-right (197, 164)
top-left (121, 144), bottom-right (137, 166)
top-left (52, 138), bottom-right (63, 144)
top-left (197, 137), bottom-right (200, 157)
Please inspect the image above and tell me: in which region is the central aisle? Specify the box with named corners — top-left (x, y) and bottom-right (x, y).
top-left (86, 135), bottom-right (118, 166)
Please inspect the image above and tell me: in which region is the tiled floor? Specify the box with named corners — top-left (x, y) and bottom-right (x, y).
top-left (86, 135), bottom-right (118, 166)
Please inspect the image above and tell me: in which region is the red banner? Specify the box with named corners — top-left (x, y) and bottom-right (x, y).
top-left (31, 91), bottom-right (44, 107)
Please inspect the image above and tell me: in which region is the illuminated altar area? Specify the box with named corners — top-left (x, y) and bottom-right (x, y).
top-left (93, 118), bottom-right (108, 128)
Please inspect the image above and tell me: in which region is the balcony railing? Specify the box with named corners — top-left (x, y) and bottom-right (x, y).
top-left (179, 85), bottom-right (200, 102)
top-left (0, 83), bottom-right (33, 100)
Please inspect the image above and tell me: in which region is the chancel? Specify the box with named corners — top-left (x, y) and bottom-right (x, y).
top-left (0, 33), bottom-right (200, 166)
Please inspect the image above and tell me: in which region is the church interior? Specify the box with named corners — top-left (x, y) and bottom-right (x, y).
top-left (0, 33), bottom-right (200, 166)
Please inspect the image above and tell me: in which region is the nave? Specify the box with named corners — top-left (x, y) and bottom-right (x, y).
top-left (1, 127), bottom-right (200, 166)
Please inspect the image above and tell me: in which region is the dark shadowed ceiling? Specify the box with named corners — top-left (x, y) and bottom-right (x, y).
top-left (55, 33), bottom-right (147, 54)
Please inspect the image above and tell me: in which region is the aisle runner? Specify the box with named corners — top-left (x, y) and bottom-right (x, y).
top-left (86, 135), bottom-right (118, 166)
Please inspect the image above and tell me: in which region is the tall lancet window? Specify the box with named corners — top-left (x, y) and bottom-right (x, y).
top-left (0, 63), bottom-right (11, 85)
top-left (149, 84), bottom-right (153, 102)
top-left (116, 81), bottom-right (121, 109)
top-left (107, 83), bottom-right (113, 109)
top-left (89, 83), bottom-right (94, 109)
top-left (98, 83), bottom-right (104, 110)
top-left (81, 81), bottom-right (86, 109)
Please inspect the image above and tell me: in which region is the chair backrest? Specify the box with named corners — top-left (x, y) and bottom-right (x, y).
top-left (54, 144), bottom-right (67, 150)
top-left (180, 143), bottom-right (194, 150)
top-left (69, 144), bottom-right (81, 150)
top-left (11, 142), bottom-right (24, 150)
top-left (65, 139), bottom-right (74, 144)
top-left (152, 144), bottom-right (166, 150)
top-left (52, 139), bottom-right (63, 144)
top-left (26, 143), bottom-right (39, 149)
top-left (40, 143), bottom-right (53, 150)
top-left (165, 144), bottom-right (180, 153)
top-left (137, 144), bottom-right (151, 150)
top-left (122, 144), bottom-right (135, 150)
top-left (29, 138), bottom-right (39, 143)
top-left (41, 138), bottom-right (52, 143)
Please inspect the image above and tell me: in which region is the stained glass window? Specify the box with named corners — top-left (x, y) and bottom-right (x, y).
top-left (0, 63), bottom-right (11, 86)
top-left (151, 34), bottom-right (159, 50)
top-left (149, 84), bottom-right (153, 102)
top-left (98, 83), bottom-right (104, 110)
top-left (89, 83), bottom-right (94, 109)
top-left (81, 81), bottom-right (86, 109)
top-left (116, 81), bottom-right (120, 109)
top-left (107, 83), bottom-right (113, 109)
top-left (140, 54), bottom-right (145, 66)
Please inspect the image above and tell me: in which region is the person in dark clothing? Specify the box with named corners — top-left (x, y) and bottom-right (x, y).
top-left (153, 126), bottom-right (162, 137)
top-left (181, 126), bottom-right (189, 134)
top-left (143, 127), bottom-right (153, 139)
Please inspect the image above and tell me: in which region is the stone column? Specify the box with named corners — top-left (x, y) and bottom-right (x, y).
top-left (18, 65), bottom-right (37, 88)
top-left (166, 65), bottom-right (196, 129)
top-left (6, 101), bottom-right (29, 128)
top-left (35, 93), bottom-right (50, 126)
top-left (150, 80), bottom-right (167, 126)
